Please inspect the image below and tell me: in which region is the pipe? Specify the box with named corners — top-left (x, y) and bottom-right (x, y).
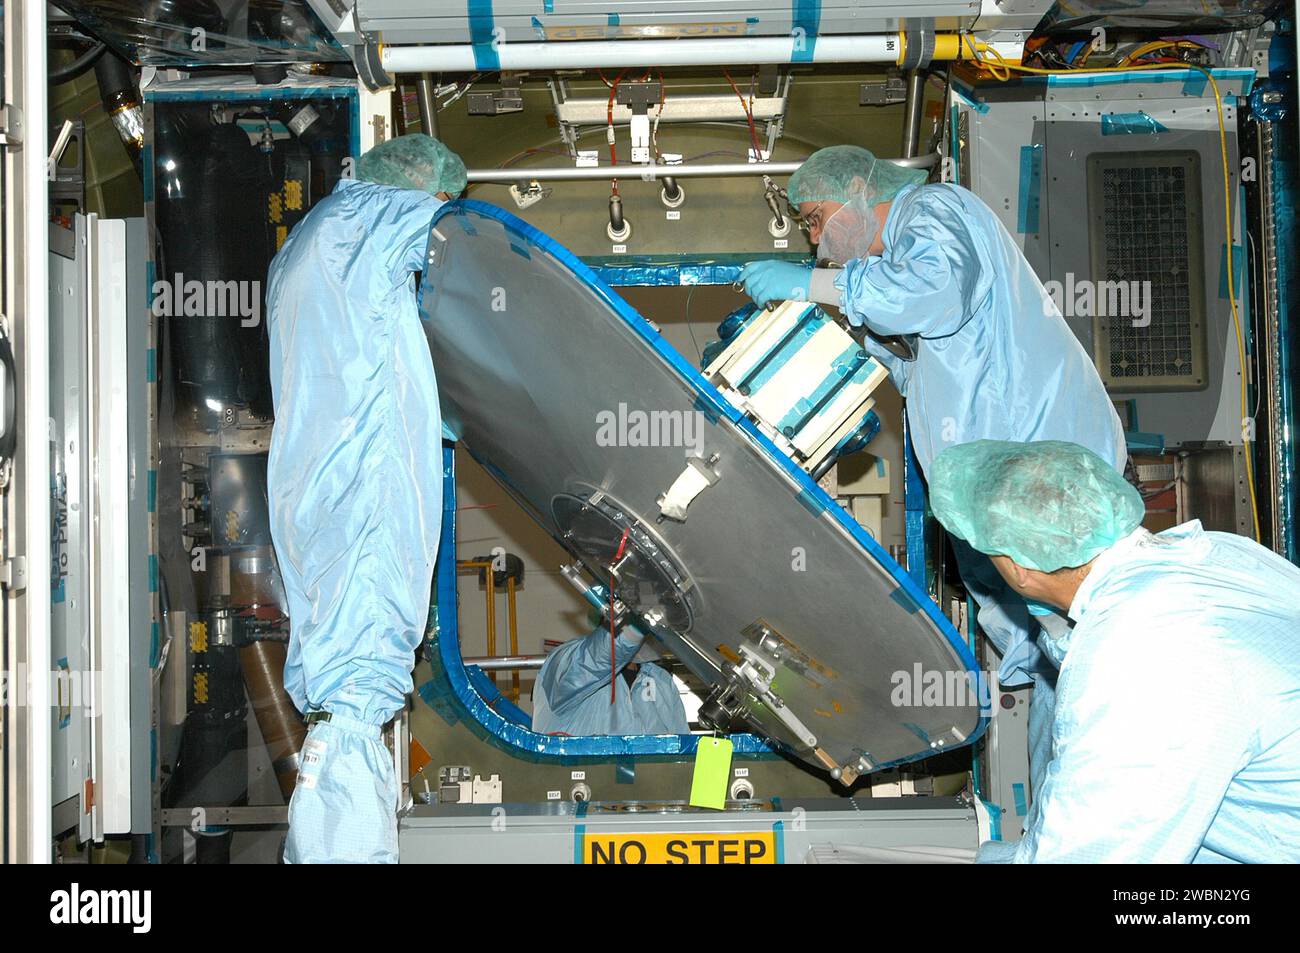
top-left (48, 40), bottom-right (106, 86)
top-left (466, 155), bottom-right (937, 184)
top-left (900, 68), bottom-right (926, 158)
top-left (415, 72), bottom-right (439, 137)
top-left (383, 33), bottom-right (907, 73)
top-left (462, 655), bottom-right (547, 671)
top-left (469, 160), bottom-right (801, 183)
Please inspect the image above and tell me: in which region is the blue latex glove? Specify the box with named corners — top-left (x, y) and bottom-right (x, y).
top-left (739, 260), bottom-right (811, 308)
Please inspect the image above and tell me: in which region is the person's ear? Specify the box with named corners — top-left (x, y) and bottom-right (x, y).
top-left (1008, 560), bottom-right (1035, 591)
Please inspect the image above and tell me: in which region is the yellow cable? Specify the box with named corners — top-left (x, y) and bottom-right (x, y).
top-left (959, 40), bottom-right (1262, 540)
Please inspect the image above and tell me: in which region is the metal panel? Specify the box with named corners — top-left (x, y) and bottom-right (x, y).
top-left (399, 797), bottom-right (978, 863)
top-left (419, 201), bottom-right (985, 779)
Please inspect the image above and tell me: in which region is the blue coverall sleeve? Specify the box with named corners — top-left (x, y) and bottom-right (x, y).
top-left (538, 628), bottom-right (645, 719)
top-left (839, 194), bottom-right (990, 339)
top-left (1016, 606), bottom-right (1251, 863)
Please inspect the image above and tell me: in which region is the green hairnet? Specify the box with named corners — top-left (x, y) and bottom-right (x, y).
top-left (929, 440), bottom-right (1145, 572)
top-left (355, 134), bottom-right (468, 197)
top-left (787, 145), bottom-right (927, 207)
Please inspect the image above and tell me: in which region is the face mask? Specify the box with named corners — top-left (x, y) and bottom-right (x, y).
top-left (816, 196), bottom-right (879, 265)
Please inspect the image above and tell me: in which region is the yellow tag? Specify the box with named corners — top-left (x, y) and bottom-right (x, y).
top-left (689, 736), bottom-right (732, 810)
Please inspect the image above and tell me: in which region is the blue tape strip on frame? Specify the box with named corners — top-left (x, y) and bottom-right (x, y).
top-left (1219, 243), bottom-right (1245, 300)
top-left (428, 202), bottom-right (990, 764)
top-left (1182, 72), bottom-right (1208, 97)
top-left (902, 426), bottom-right (926, 589)
top-left (773, 820), bottom-right (786, 863)
top-left (952, 87), bottom-right (989, 114)
top-left (1101, 112), bottom-right (1169, 135)
top-left (468, 0), bottom-right (502, 71)
top-left (147, 469), bottom-right (157, 513)
top-left (1012, 782), bottom-right (1028, 817)
top-left (1016, 145), bottom-right (1043, 234)
top-left (149, 554), bottom-right (158, 593)
top-left (586, 256), bottom-right (810, 287)
top-left (791, 0), bottom-right (820, 63)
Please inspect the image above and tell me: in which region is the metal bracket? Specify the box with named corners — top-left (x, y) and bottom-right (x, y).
top-left (0, 103), bottom-right (23, 148)
top-left (1, 556), bottom-right (29, 591)
top-left (425, 226), bottom-right (448, 271)
top-left (468, 74), bottom-right (525, 116)
top-left (655, 453), bottom-right (721, 522)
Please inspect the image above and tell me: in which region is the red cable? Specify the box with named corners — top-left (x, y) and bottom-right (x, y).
top-left (723, 68), bottom-right (764, 159)
top-left (606, 69), bottom-right (625, 196)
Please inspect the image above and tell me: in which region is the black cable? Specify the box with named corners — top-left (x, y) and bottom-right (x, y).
top-left (49, 40), bottom-right (108, 86)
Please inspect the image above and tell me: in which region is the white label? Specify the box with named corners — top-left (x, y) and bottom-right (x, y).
top-left (734, 767), bottom-right (750, 777)
top-left (662, 152), bottom-right (683, 165)
top-left (774, 239), bottom-right (789, 249)
top-left (547, 790), bottom-right (562, 800)
top-left (297, 773), bottom-right (318, 790)
top-left (612, 244), bottom-right (628, 254)
top-left (666, 210), bottom-right (681, 221)
top-left (576, 150), bottom-right (600, 168)
top-left (571, 770), bottom-right (586, 780)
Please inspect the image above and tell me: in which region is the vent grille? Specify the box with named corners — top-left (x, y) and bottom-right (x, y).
top-left (1087, 151), bottom-right (1207, 392)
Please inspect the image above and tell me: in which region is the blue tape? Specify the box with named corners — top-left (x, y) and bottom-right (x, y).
top-left (586, 255), bottom-right (808, 288)
top-left (574, 825), bottom-right (586, 863)
top-left (741, 306), bottom-right (818, 395)
top-left (142, 143), bottom-right (154, 204)
top-left (468, 0), bottom-right (501, 72)
top-left (147, 469), bottom-right (157, 513)
top-left (1218, 243), bottom-right (1245, 300)
top-left (791, 0), bottom-right (820, 63)
top-left (150, 621), bottom-right (161, 668)
top-left (875, 456), bottom-right (886, 477)
top-left (1012, 782), bottom-right (1028, 817)
top-left (146, 347), bottom-right (157, 383)
top-left (773, 819), bottom-right (786, 864)
top-left (795, 487), bottom-right (827, 516)
top-left (509, 241), bottom-right (531, 259)
top-left (1100, 112), bottom-right (1169, 135)
top-left (1181, 72), bottom-right (1208, 97)
top-left (543, 0), bottom-right (553, 11)
top-left (148, 554), bottom-right (158, 593)
top-left (1016, 144), bottom-right (1042, 234)
top-left (774, 343), bottom-right (876, 437)
top-left (531, 15), bottom-right (545, 39)
top-left (902, 425), bottom-right (926, 589)
top-left (952, 87), bottom-right (989, 114)
top-left (607, 13), bottom-right (619, 26)
top-left (889, 587), bottom-right (919, 614)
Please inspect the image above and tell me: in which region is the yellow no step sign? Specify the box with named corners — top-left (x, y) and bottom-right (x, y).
top-left (579, 830), bottom-right (781, 864)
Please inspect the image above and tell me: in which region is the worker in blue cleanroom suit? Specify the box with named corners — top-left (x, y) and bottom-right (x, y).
top-left (740, 146), bottom-right (1127, 810)
top-left (930, 439), bottom-right (1300, 863)
top-left (532, 626), bottom-right (689, 736)
top-left (266, 134), bottom-right (466, 864)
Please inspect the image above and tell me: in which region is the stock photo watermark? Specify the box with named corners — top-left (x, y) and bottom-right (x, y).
top-left (151, 273), bottom-right (261, 328)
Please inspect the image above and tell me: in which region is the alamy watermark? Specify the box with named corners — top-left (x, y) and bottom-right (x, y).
top-left (151, 272), bottom-right (261, 328)
top-left (1043, 273), bottom-right (1152, 328)
top-left (595, 402), bottom-right (706, 456)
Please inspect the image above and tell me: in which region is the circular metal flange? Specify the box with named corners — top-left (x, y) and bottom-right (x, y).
top-left (552, 490), bottom-right (697, 632)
